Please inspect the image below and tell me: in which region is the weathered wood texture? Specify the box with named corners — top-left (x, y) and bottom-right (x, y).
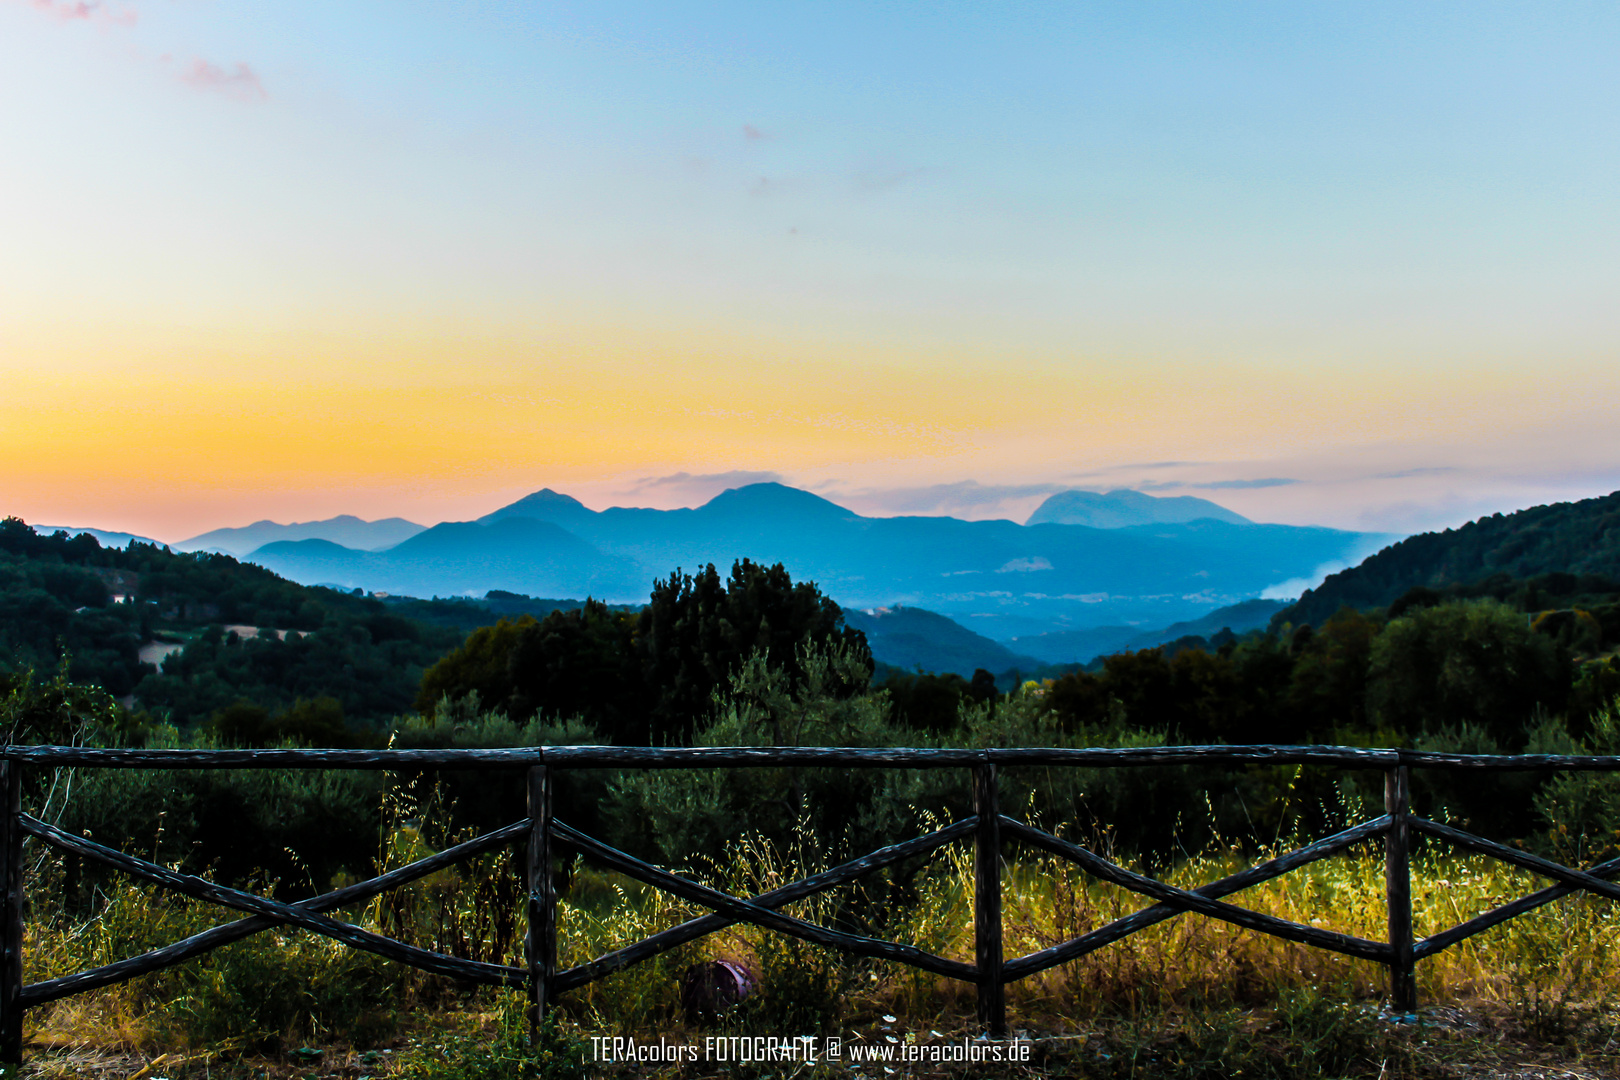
top-left (555, 817), bottom-right (977, 993)
top-left (973, 763), bottom-right (1005, 1034)
top-left (1411, 817), bottom-right (1620, 903)
top-left (1002, 814), bottom-right (1394, 981)
top-left (3, 740), bottom-right (1619, 1068)
top-left (0, 763), bottom-right (22, 1063)
top-left (22, 815), bottom-right (524, 988)
top-left (999, 818), bottom-right (1390, 963)
top-left (7, 744), bottom-right (1620, 771)
top-left (1385, 766), bottom-right (1416, 1012)
top-left (1415, 851), bottom-right (1620, 960)
top-left (22, 819), bottom-right (528, 1006)
top-left (553, 819), bottom-right (977, 981)
top-left (526, 766), bottom-right (555, 1031)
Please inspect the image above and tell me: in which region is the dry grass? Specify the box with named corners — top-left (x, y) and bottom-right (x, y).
top-left (12, 814), bottom-right (1620, 1078)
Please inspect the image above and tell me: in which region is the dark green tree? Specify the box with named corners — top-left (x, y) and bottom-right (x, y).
top-left (1368, 599), bottom-right (1571, 747)
top-left (637, 560), bottom-right (871, 744)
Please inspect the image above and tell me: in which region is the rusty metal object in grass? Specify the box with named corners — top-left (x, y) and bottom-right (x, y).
top-left (680, 960), bottom-right (756, 1024)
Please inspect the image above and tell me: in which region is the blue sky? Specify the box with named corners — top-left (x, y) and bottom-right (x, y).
top-left (4, 1), bottom-right (1618, 538)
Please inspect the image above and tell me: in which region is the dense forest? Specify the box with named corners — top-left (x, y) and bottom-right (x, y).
top-left (1280, 489), bottom-right (1620, 626)
top-left (0, 518), bottom-right (624, 735)
top-left (3, 505), bottom-right (1619, 927)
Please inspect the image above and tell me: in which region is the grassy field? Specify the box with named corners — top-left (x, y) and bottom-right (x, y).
top-left (13, 809), bottom-right (1620, 1079)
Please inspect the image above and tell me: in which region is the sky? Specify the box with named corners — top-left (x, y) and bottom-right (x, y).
top-left (5, 1), bottom-right (1619, 542)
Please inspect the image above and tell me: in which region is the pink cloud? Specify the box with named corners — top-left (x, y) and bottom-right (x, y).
top-left (27, 0), bottom-right (137, 26)
top-left (181, 59), bottom-right (267, 102)
top-left (742, 124), bottom-right (769, 141)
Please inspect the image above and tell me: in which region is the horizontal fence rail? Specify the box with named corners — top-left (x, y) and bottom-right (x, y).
top-left (2, 744), bottom-right (1619, 1062)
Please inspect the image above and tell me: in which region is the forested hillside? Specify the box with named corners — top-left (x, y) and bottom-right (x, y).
top-left (0, 518), bottom-right (541, 731)
top-left (1281, 490), bottom-right (1620, 627)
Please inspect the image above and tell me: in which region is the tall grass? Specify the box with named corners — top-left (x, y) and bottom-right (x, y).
top-left (15, 798), bottom-right (1620, 1068)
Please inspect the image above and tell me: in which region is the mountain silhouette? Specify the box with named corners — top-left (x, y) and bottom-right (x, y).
top-left (179, 515), bottom-right (426, 557)
top-left (1026, 489), bottom-right (1251, 528)
top-left (247, 482), bottom-right (1390, 650)
top-left (843, 606), bottom-right (1044, 678)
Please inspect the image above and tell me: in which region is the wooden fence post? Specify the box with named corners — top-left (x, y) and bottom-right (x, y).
top-left (1, 760), bottom-right (23, 1064)
top-left (1384, 763), bottom-right (1416, 1013)
top-left (972, 761), bottom-right (1005, 1035)
top-left (526, 765), bottom-right (555, 1037)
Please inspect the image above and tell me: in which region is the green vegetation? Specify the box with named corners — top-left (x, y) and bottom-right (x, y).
top-left (0, 516), bottom-right (468, 731)
top-left (8, 502), bottom-right (1620, 1075)
top-left (0, 518), bottom-right (636, 738)
top-left (1282, 489), bottom-right (1620, 627)
top-left (18, 738), bottom-right (1620, 1076)
top-left (418, 559), bottom-right (870, 745)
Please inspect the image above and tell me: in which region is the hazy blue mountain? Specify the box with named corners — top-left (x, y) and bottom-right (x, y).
top-left (1011, 597), bottom-right (1289, 665)
top-left (250, 482), bottom-right (1389, 636)
top-left (178, 515), bottom-right (427, 557)
top-left (843, 606), bottom-right (1044, 678)
top-left (1006, 625), bottom-right (1148, 666)
top-left (479, 489), bottom-right (598, 529)
top-left (34, 524), bottom-right (165, 549)
top-left (1142, 598), bottom-right (1289, 642)
top-left (1026, 489), bottom-right (1250, 528)
top-left (250, 516), bottom-right (644, 599)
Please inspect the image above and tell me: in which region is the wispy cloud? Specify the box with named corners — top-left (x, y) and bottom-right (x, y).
top-left (821, 480), bottom-right (1071, 520)
top-left (28, 0), bottom-right (136, 26)
top-left (1140, 478), bottom-right (1298, 491)
top-left (742, 124), bottom-right (769, 141)
top-left (639, 469), bottom-right (783, 489)
top-left (1075, 461), bottom-right (1192, 474)
top-left (1372, 467), bottom-right (1459, 479)
top-left (180, 59), bottom-right (267, 102)
top-left (22, 1), bottom-right (271, 101)
top-left (622, 470), bottom-right (786, 506)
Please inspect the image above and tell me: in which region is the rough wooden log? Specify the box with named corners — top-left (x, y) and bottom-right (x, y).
top-left (1410, 817), bottom-right (1620, 904)
top-left (553, 820), bottom-right (976, 982)
top-left (1003, 814), bottom-right (1393, 981)
top-left (988, 746), bottom-right (1401, 768)
top-left (1415, 852), bottom-right (1620, 960)
top-left (20, 815), bottom-right (523, 989)
top-left (526, 766), bottom-right (554, 1031)
top-left (22, 818), bottom-right (528, 1006)
top-left (0, 763), bottom-right (22, 1064)
top-left (998, 818), bottom-right (1389, 962)
top-left (555, 817), bottom-right (977, 993)
top-left (1397, 751), bottom-right (1620, 771)
top-left (1385, 766), bottom-right (1416, 1012)
top-left (7, 744), bottom-right (1619, 772)
top-left (973, 762), bottom-right (1005, 1034)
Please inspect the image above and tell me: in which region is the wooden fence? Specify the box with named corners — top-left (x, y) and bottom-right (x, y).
top-left (3, 743), bottom-right (1620, 1063)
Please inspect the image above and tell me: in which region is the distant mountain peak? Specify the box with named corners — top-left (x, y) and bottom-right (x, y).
top-left (699, 483), bottom-right (860, 519)
top-left (1027, 489), bottom-right (1250, 529)
top-left (479, 488), bottom-right (596, 525)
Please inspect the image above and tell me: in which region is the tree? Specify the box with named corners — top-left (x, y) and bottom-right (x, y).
top-left (1368, 599), bottom-right (1571, 747)
top-left (637, 561), bottom-right (871, 744)
top-left (415, 561), bottom-right (871, 745)
top-left (415, 616), bottom-right (536, 717)
top-left (506, 600), bottom-right (647, 742)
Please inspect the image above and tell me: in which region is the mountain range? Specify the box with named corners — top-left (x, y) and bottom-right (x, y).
top-left (1010, 597), bottom-right (1288, 664)
top-left (177, 515), bottom-right (427, 557)
top-left (240, 483), bottom-right (1389, 642)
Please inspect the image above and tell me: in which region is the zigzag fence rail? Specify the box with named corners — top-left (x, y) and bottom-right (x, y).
top-left (3, 744), bottom-right (1620, 1062)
